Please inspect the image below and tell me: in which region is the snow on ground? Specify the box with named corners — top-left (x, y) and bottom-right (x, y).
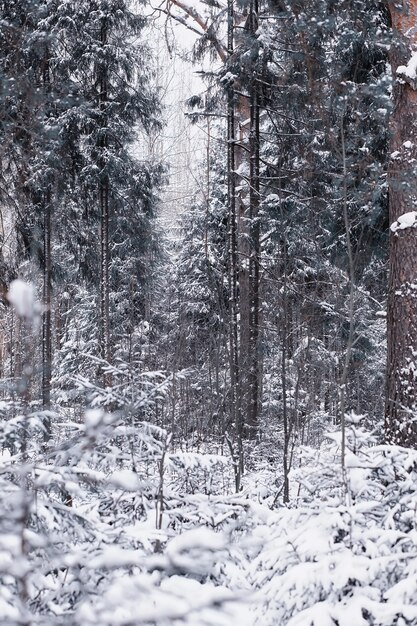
top-left (0, 416), bottom-right (415, 625)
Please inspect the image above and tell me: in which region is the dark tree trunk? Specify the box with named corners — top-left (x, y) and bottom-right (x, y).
top-left (386, 1), bottom-right (417, 445)
top-left (236, 90), bottom-right (252, 437)
top-left (236, 0), bottom-right (261, 439)
top-left (100, 175), bottom-right (111, 366)
top-left (42, 57), bottom-right (52, 441)
top-left (99, 17), bottom-right (111, 371)
top-left (42, 186), bottom-right (52, 429)
top-left (248, 6), bottom-right (260, 435)
top-left (163, 0), bottom-right (262, 440)
top-left (227, 0), bottom-right (243, 489)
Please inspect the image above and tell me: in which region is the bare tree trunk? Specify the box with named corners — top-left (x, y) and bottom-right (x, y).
top-left (248, 3), bottom-right (261, 435)
top-left (282, 241), bottom-right (290, 503)
top-left (236, 1), bottom-right (261, 439)
top-left (164, 0), bottom-right (262, 440)
top-left (385, 0), bottom-right (417, 446)
top-left (100, 176), bottom-right (111, 365)
top-left (42, 186), bottom-right (52, 437)
top-left (42, 57), bottom-right (52, 441)
top-left (236, 89), bottom-right (252, 439)
top-left (99, 16), bottom-right (111, 373)
top-left (339, 119), bottom-right (355, 472)
top-left (227, 0), bottom-right (243, 488)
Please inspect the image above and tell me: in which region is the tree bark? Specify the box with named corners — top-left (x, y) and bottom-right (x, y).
top-left (237, 0), bottom-right (261, 438)
top-left (100, 175), bottom-right (111, 367)
top-left (42, 186), bottom-right (52, 421)
top-left (227, 0), bottom-right (243, 488)
top-left (248, 2), bottom-right (260, 435)
top-left (386, 0), bottom-right (417, 445)
top-left (42, 56), bottom-right (52, 441)
top-left (99, 16), bottom-right (111, 372)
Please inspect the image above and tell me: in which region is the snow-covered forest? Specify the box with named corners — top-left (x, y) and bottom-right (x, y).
top-left (1, 0), bottom-right (417, 624)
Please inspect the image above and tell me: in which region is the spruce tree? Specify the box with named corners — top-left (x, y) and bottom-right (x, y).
top-left (50, 0), bottom-right (162, 371)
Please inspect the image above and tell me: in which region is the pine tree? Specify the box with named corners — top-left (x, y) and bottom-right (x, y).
top-left (385, 0), bottom-right (417, 446)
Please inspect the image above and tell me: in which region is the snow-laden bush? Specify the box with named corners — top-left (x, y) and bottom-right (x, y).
top-left (234, 419), bottom-right (417, 625)
top-left (3, 287), bottom-right (417, 626)
top-left (0, 399), bottom-right (245, 625)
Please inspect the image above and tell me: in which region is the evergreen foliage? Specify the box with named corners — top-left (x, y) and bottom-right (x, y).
top-left (0, 0), bottom-right (415, 623)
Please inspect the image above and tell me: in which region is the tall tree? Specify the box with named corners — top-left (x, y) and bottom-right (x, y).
top-left (0, 0), bottom-right (63, 424)
top-left (247, 0), bottom-right (261, 434)
top-left (51, 0), bottom-right (162, 374)
top-left (165, 0), bottom-right (263, 440)
top-left (385, 0), bottom-right (417, 446)
top-left (0, 0), bottom-right (163, 411)
top-left (161, 0), bottom-right (389, 462)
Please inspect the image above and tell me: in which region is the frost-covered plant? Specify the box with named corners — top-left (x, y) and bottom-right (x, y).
top-left (0, 393), bottom-right (242, 623)
top-left (8, 282), bottom-right (417, 626)
top-left (0, 281), bottom-right (241, 624)
top-left (237, 418), bottom-right (417, 626)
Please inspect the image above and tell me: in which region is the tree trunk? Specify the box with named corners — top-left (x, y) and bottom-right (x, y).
top-left (282, 242), bottom-right (290, 503)
top-left (386, 0), bottom-right (417, 445)
top-left (100, 176), bottom-right (111, 366)
top-left (42, 57), bottom-right (52, 441)
top-left (42, 186), bottom-right (52, 434)
top-left (248, 3), bottom-right (260, 435)
top-left (165, 0), bottom-right (262, 438)
top-left (99, 17), bottom-right (111, 371)
top-left (227, 0), bottom-right (243, 488)
top-left (236, 1), bottom-right (261, 438)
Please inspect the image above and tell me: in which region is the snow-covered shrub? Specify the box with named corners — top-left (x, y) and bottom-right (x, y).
top-left (239, 419), bottom-right (417, 625)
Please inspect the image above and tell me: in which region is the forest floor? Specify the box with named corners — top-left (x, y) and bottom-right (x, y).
top-left (5, 412), bottom-right (413, 626)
